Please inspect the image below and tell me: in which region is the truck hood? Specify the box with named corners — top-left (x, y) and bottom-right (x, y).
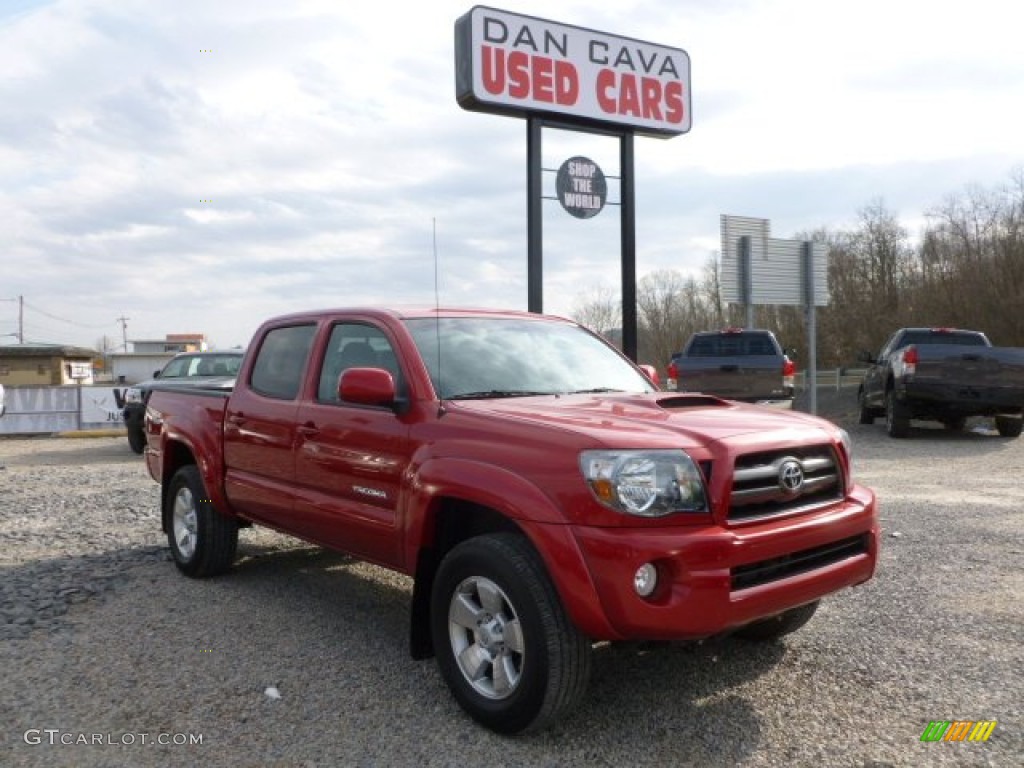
top-left (450, 392), bottom-right (838, 450)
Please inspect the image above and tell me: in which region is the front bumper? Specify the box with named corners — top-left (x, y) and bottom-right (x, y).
top-left (900, 380), bottom-right (1024, 415)
top-left (569, 486), bottom-right (879, 640)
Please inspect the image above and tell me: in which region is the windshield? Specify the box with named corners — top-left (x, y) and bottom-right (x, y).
top-left (160, 354), bottom-right (243, 379)
top-left (405, 317), bottom-right (656, 400)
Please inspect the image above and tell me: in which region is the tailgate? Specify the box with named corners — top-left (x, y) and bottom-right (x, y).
top-left (916, 346), bottom-right (1024, 392)
top-left (677, 356), bottom-right (785, 400)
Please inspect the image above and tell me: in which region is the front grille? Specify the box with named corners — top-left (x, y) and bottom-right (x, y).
top-left (729, 444), bottom-right (843, 521)
top-left (731, 535), bottom-right (869, 591)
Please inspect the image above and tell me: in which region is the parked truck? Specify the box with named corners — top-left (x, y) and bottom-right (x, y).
top-left (665, 328), bottom-right (796, 408)
top-left (123, 350), bottom-right (244, 453)
top-left (857, 327), bottom-right (1024, 438)
top-left (143, 307), bottom-right (879, 734)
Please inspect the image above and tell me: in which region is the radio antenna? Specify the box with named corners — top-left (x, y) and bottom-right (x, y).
top-left (433, 218), bottom-right (446, 416)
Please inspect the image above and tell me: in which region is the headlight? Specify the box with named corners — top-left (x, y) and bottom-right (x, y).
top-left (580, 449), bottom-right (707, 517)
top-left (124, 388), bottom-right (143, 404)
top-left (838, 427), bottom-right (853, 463)
top-left (838, 427), bottom-right (854, 484)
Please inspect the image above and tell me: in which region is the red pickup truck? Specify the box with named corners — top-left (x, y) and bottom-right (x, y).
top-left (144, 307), bottom-right (879, 734)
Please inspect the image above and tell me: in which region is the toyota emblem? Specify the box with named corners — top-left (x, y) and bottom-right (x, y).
top-left (778, 459), bottom-right (804, 494)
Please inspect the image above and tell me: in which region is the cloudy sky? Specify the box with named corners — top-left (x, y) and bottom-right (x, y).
top-left (1, 0), bottom-right (1021, 350)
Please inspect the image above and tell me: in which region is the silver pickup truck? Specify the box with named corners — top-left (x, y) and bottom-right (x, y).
top-left (666, 328), bottom-right (795, 408)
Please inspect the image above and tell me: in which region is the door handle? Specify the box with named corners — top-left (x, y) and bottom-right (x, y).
top-left (297, 423), bottom-right (320, 438)
top-left (227, 413), bottom-right (247, 426)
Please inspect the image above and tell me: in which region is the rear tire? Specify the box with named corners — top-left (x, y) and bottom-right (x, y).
top-left (995, 415), bottom-right (1023, 438)
top-left (430, 533), bottom-right (591, 734)
top-left (166, 465), bottom-right (238, 577)
top-left (734, 601), bottom-right (819, 642)
top-left (885, 390), bottom-right (910, 438)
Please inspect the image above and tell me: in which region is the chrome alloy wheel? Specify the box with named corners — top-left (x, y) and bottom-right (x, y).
top-left (447, 576), bottom-right (525, 700)
top-left (172, 486), bottom-right (199, 561)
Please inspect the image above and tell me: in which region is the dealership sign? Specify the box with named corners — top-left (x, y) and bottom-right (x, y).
top-left (455, 6), bottom-right (691, 137)
top-left (556, 156), bottom-right (606, 218)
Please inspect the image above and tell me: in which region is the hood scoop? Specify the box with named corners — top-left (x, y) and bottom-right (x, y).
top-left (656, 394), bottom-right (727, 410)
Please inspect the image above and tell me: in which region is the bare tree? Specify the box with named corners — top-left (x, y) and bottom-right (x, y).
top-left (636, 269), bottom-right (722, 371)
top-left (94, 335), bottom-right (117, 381)
top-left (570, 283), bottom-right (621, 339)
top-left (916, 175), bottom-right (1024, 342)
top-left (813, 202), bottom-right (916, 364)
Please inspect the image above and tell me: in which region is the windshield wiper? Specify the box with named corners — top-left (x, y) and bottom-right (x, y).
top-left (564, 387), bottom-right (625, 394)
top-left (447, 390), bottom-right (554, 400)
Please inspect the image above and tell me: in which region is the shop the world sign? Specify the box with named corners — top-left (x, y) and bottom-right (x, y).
top-left (455, 6), bottom-right (691, 137)
top-left (556, 156), bottom-right (606, 218)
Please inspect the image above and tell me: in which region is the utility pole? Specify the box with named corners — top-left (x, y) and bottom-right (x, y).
top-left (18, 295), bottom-right (24, 343)
top-left (116, 316), bottom-right (130, 352)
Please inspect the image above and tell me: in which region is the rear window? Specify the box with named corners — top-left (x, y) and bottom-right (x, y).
top-left (685, 333), bottom-right (779, 357)
top-left (249, 325), bottom-right (316, 400)
top-left (900, 331), bottom-right (987, 348)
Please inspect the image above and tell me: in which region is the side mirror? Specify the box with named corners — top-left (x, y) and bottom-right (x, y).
top-left (339, 367), bottom-right (397, 408)
top-left (153, 370), bottom-right (162, 378)
top-left (857, 350), bottom-right (875, 364)
top-left (638, 364), bottom-right (661, 388)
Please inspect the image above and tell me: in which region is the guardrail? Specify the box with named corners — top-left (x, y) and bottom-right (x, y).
top-left (795, 368), bottom-right (867, 392)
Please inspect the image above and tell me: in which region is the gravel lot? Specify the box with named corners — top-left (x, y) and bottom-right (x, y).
top-left (1, 391), bottom-right (1021, 768)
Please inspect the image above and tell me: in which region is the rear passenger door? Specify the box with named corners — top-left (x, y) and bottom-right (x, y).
top-left (293, 322), bottom-right (410, 568)
top-left (224, 323), bottom-right (316, 526)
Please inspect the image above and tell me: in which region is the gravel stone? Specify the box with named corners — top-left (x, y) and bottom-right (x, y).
top-left (0, 393), bottom-right (1021, 767)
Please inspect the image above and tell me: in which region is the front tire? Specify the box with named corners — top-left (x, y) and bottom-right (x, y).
top-left (885, 390), bottom-right (910, 438)
top-left (734, 600), bottom-right (819, 642)
top-left (166, 465), bottom-right (238, 577)
top-left (430, 534), bottom-right (592, 734)
top-left (857, 389), bottom-right (874, 425)
top-left (127, 423), bottom-right (147, 454)
top-left (995, 415), bottom-right (1023, 438)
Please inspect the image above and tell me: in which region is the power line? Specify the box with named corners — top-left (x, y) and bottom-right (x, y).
top-left (1, 297), bottom-right (126, 346)
top-left (21, 300), bottom-right (114, 329)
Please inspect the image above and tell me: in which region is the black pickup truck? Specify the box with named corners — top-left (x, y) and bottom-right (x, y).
top-left (123, 350), bottom-right (243, 453)
top-left (666, 328), bottom-right (796, 408)
top-left (857, 327), bottom-right (1024, 438)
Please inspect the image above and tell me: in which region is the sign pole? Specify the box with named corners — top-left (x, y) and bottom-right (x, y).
top-left (527, 116), bottom-right (543, 313)
top-left (620, 132), bottom-right (637, 361)
top-left (740, 235), bottom-right (754, 328)
top-left (804, 241), bottom-right (818, 415)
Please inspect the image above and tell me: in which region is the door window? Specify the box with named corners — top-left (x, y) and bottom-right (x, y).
top-left (250, 325), bottom-right (316, 399)
top-left (318, 324), bottom-right (402, 403)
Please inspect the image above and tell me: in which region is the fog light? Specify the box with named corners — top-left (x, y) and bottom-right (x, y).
top-left (633, 563), bottom-right (658, 597)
